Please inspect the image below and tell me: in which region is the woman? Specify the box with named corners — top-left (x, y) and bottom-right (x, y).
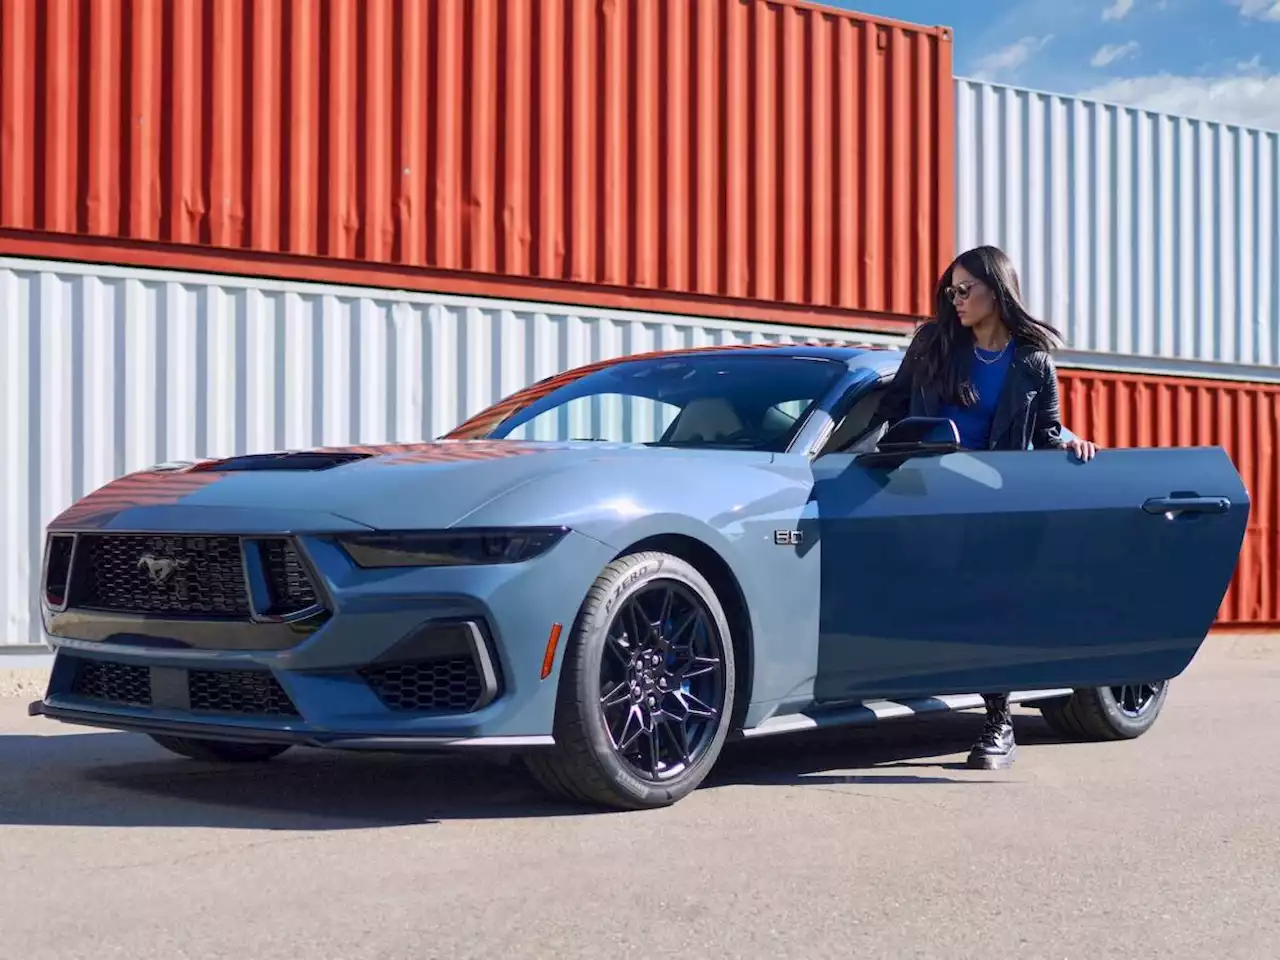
top-left (870, 244), bottom-right (1097, 771)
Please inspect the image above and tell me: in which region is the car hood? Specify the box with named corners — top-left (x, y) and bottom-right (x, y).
top-left (49, 440), bottom-right (772, 532)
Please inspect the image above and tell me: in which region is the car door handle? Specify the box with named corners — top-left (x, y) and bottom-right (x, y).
top-left (1142, 496), bottom-right (1230, 516)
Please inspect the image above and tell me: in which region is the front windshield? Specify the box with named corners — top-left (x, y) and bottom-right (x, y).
top-left (446, 352), bottom-right (847, 452)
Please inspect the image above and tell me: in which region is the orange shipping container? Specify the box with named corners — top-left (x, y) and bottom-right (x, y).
top-left (0, 0), bottom-right (954, 333)
top-left (1060, 368), bottom-right (1280, 629)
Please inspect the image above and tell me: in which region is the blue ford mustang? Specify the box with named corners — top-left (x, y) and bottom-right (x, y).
top-left (31, 343), bottom-right (1249, 809)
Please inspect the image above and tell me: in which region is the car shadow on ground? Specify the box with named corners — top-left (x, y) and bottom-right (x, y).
top-left (0, 727), bottom-right (572, 830)
top-left (0, 708), bottom-right (1070, 830)
top-left (707, 709), bottom-right (1068, 789)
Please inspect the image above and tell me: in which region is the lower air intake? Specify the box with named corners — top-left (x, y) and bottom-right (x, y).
top-left (360, 657), bottom-right (486, 713)
top-left (69, 658), bottom-right (152, 707)
top-left (188, 669), bottom-right (300, 717)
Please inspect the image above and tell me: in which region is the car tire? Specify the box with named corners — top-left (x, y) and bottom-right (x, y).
top-left (525, 551), bottom-right (737, 811)
top-left (148, 734), bottom-right (293, 763)
top-left (1037, 681), bottom-right (1170, 741)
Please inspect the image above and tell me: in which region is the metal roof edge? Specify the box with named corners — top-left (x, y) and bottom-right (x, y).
top-left (1056, 349), bottom-right (1280, 386)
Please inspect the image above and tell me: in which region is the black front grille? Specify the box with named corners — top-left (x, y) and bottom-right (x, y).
top-left (258, 539), bottom-right (319, 616)
top-left (188, 669), bottom-right (299, 716)
top-left (74, 534), bottom-right (251, 618)
top-left (63, 533), bottom-right (326, 622)
top-left (69, 658), bottom-right (152, 706)
top-left (360, 657), bottom-right (486, 713)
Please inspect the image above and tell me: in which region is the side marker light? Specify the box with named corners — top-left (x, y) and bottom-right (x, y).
top-left (540, 623), bottom-right (564, 680)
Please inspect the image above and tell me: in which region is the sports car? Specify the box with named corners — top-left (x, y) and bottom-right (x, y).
top-left (30, 342), bottom-right (1249, 809)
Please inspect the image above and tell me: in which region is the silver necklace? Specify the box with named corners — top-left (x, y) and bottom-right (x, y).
top-left (973, 339), bottom-right (1011, 364)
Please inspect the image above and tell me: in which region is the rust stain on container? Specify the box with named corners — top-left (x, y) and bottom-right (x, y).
top-left (1061, 368), bottom-right (1279, 628)
top-left (0, 0), bottom-right (955, 326)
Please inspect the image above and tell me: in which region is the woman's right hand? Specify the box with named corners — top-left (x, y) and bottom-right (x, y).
top-left (1065, 437), bottom-right (1098, 462)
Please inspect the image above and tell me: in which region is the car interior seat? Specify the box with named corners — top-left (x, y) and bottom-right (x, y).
top-left (665, 397), bottom-right (746, 444)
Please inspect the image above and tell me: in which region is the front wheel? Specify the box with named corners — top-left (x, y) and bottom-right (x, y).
top-left (149, 734), bottom-right (293, 763)
top-left (525, 551), bottom-right (736, 810)
top-left (1038, 681), bottom-right (1170, 741)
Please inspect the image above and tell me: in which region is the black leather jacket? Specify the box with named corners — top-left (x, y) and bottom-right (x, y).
top-left (869, 326), bottom-right (1068, 452)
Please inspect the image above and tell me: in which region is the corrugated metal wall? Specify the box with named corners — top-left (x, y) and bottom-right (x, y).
top-left (1059, 368), bottom-right (1279, 628)
top-left (0, 0), bottom-right (954, 328)
top-left (0, 256), bottom-right (905, 647)
top-left (955, 78), bottom-right (1280, 375)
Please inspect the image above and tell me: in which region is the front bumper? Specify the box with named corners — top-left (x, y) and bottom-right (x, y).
top-left (33, 527), bottom-right (617, 746)
top-left (27, 696), bottom-right (556, 751)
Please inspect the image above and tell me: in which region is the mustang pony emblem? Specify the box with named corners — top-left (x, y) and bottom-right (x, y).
top-left (136, 554), bottom-right (190, 585)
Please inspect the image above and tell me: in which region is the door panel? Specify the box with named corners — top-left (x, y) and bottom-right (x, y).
top-left (812, 446), bottom-right (1249, 703)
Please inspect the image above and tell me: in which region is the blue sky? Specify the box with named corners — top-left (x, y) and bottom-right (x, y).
top-left (826, 0), bottom-right (1280, 130)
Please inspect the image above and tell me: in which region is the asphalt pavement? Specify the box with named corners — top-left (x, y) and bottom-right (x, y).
top-left (1, 635), bottom-right (1277, 960)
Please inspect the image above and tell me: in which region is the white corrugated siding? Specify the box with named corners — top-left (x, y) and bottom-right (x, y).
top-left (955, 78), bottom-right (1280, 376)
top-left (0, 257), bottom-right (906, 647)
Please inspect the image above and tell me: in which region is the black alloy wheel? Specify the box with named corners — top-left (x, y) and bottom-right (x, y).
top-left (1037, 679), bottom-right (1171, 741)
top-left (597, 581), bottom-right (727, 781)
top-left (524, 551), bottom-right (737, 810)
top-left (1109, 681), bottom-right (1166, 719)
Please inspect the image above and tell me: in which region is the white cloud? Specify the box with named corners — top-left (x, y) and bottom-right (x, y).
top-left (1233, 0), bottom-right (1280, 21)
top-left (971, 35), bottom-right (1055, 81)
top-left (1102, 0), bottom-right (1135, 19)
top-left (1079, 62), bottom-right (1280, 130)
top-left (1091, 41), bottom-right (1140, 66)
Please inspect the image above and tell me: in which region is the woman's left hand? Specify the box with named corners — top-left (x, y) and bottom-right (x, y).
top-left (1066, 437), bottom-right (1098, 462)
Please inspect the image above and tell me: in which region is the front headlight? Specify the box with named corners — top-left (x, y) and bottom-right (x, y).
top-left (337, 527), bottom-right (570, 568)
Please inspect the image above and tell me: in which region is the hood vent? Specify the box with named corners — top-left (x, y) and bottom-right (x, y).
top-left (193, 451), bottom-right (372, 472)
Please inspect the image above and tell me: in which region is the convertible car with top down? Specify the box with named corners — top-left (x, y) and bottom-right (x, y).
top-left (30, 342), bottom-right (1249, 809)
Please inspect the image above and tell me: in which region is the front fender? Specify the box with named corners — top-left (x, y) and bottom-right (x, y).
top-left (461, 453), bottom-right (824, 720)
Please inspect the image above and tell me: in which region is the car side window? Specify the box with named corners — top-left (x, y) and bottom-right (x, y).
top-left (818, 384), bottom-right (889, 456)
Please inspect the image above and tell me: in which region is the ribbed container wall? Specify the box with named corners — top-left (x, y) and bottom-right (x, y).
top-left (0, 257), bottom-right (906, 647)
top-left (955, 78), bottom-right (1280, 378)
top-left (1059, 368), bottom-right (1279, 627)
top-left (0, 0), bottom-right (953, 331)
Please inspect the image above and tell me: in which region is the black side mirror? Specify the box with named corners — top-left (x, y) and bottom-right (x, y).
top-left (855, 416), bottom-right (960, 467)
top-left (880, 416), bottom-right (960, 449)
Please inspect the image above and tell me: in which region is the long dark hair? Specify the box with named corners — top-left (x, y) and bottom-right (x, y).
top-left (909, 245), bottom-right (1062, 406)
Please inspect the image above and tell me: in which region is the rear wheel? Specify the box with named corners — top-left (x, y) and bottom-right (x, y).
top-left (1038, 681), bottom-right (1169, 741)
top-left (149, 734), bottom-right (293, 763)
top-left (525, 551), bottom-right (736, 810)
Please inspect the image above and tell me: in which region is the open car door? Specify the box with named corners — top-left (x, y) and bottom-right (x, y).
top-left (811, 418), bottom-right (1249, 704)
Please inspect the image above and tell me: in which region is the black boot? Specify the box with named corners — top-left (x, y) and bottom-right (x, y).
top-left (966, 693), bottom-right (1017, 770)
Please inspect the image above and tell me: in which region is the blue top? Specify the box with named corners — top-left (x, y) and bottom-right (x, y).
top-left (939, 345), bottom-right (1014, 450)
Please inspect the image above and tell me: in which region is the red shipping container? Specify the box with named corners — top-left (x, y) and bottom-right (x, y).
top-left (0, 0), bottom-right (955, 333)
top-left (1060, 368), bottom-right (1280, 629)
